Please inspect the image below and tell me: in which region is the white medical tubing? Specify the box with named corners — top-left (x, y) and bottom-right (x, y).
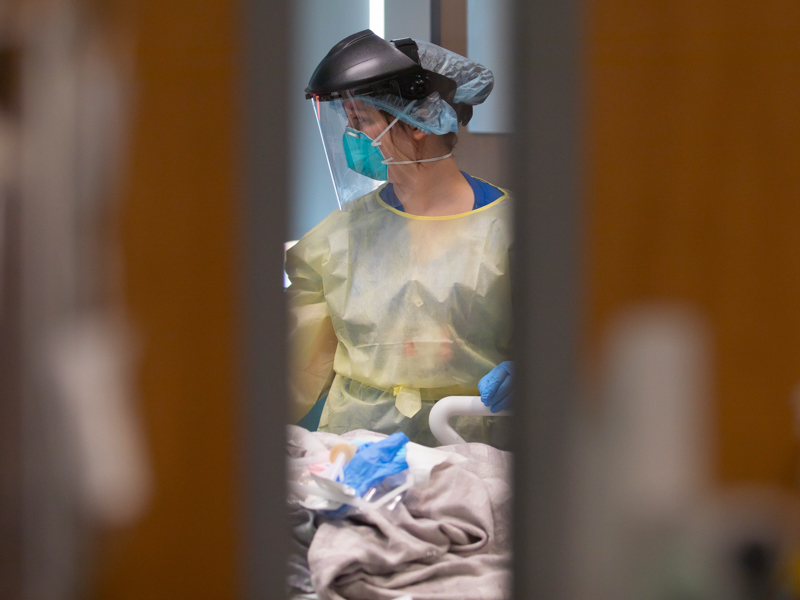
top-left (429, 396), bottom-right (512, 445)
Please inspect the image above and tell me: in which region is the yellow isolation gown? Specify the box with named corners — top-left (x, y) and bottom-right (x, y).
top-left (285, 182), bottom-right (513, 447)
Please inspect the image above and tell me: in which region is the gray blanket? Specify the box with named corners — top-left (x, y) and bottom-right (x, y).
top-left (291, 428), bottom-right (512, 600)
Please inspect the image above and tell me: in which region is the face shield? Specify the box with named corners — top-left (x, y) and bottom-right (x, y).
top-left (312, 92), bottom-right (457, 211)
top-left (306, 32), bottom-right (493, 211)
top-left (311, 93), bottom-right (398, 211)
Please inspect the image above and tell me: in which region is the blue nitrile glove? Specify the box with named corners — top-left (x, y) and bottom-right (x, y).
top-left (479, 361), bottom-right (514, 413)
top-left (342, 432), bottom-right (409, 497)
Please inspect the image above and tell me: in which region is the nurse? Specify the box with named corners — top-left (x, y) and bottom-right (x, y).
top-left (287, 30), bottom-right (513, 447)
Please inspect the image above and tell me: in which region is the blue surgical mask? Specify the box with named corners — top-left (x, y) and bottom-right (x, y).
top-left (341, 116), bottom-right (455, 181)
top-left (341, 118), bottom-right (398, 181)
top-left (342, 127), bottom-right (389, 180)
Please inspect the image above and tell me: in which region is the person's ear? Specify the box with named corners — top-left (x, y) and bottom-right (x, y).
top-left (410, 128), bottom-right (427, 141)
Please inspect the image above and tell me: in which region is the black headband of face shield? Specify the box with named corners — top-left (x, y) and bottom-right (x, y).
top-left (306, 38), bottom-right (474, 127)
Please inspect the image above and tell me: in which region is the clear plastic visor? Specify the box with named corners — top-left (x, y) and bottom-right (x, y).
top-left (311, 94), bottom-right (403, 211)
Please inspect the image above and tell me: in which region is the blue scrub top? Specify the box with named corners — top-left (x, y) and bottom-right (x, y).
top-left (379, 171), bottom-right (504, 212)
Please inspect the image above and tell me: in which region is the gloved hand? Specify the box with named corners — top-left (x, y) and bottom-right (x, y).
top-left (478, 361), bottom-right (514, 413)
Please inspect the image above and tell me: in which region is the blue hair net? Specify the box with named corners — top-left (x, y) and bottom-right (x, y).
top-left (361, 40), bottom-right (494, 135)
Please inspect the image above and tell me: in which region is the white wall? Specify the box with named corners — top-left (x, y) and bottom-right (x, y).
top-left (289, 1), bottom-right (369, 240)
top-left (290, 0), bottom-right (434, 239)
top-left (385, 0), bottom-right (431, 43)
top-left (466, 0), bottom-right (513, 134)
